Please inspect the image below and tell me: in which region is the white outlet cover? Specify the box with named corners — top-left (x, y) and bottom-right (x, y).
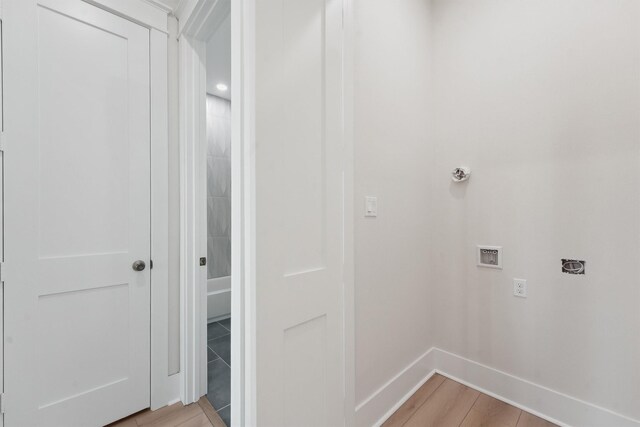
top-left (513, 278), bottom-right (527, 298)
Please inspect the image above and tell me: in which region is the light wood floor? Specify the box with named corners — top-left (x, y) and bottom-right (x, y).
top-left (108, 374), bottom-right (557, 427)
top-left (108, 397), bottom-right (225, 427)
top-left (383, 374), bottom-right (558, 427)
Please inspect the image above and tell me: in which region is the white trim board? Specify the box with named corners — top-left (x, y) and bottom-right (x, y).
top-left (83, 0), bottom-right (168, 33)
top-left (343, 0), bottom-right (356, 425)
top-left (143, 0), bottom-right (176, 14)
top-left (0, 15), bottom-right (5, 427)
top-left (150, 26), bottom-right (181, 410)
top-left (235, 1), bottom-right (255, 425)
top-left (175, 0), bottom-right (229, 38)
top-left (354, 350), bottom-right (437, 427)
top-left (178, 32), bottom-right (207, 406)
top-left (355, 348), bottom-right (640, 427)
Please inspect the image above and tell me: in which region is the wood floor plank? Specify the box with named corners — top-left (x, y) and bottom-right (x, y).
top-left (176, 413), bottom-right (214, 427)
top-left (403, 379), bottom-right (480, 427)
top-left (146, 404), bottom-right (204, 427)
top-left (107, 415), bottom-right (139, 427)
top-left (517, 412), bottom-right (557, 427)
top-left (108, 402), bottom-right (213, 427)
top-left (460, 394), bottom-right (522, 427)
top-left (134, 403), bottom-right (185, 426)
top-left (197, 396), bottom-right (227, 427)
top-left (382, 374), bottom-right (446, 427)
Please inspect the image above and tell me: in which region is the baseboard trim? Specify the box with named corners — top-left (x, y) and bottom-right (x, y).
top-left (354, 348), bottom-right (436, 427)
top-left (433, 348), bottom-right (640, 427)
top-left (355, 347), bottom-right (640, 427)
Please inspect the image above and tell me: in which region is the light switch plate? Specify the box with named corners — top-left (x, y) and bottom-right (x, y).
top-left (365, 196), bottom-right (377, 217)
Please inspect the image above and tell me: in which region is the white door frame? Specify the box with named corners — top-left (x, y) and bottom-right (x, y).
top-left (0, 13), bottom-right (5, 427)
top-left (149, 19), bottom-right (182, 411)
top-left (176, 1), bottom-right (251, 425)
top-left (0, 0), bottom-right (179, 416)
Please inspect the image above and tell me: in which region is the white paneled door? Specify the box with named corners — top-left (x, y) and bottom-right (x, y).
top-left (254, 0), bottom-right (345, 425)
top-left (3, 0), bottom-right (151, 425)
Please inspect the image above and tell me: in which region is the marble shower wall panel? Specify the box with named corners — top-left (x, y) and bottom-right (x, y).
top-left (206, 94), bottom-right (232, 279)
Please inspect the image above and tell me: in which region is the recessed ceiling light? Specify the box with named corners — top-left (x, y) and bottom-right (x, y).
top-left (216, 83), bottom-right (228, 91)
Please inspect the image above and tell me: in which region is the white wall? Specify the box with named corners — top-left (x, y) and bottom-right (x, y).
top-left (430, 0), bottom-right (640, 421)
top-left (354, 0), bottom-right (640, 423)
top-left (353, 0), bottom-right (435, 406)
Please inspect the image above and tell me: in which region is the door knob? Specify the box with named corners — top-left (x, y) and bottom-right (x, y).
top-left (132, 260), bottom-right (146, 271)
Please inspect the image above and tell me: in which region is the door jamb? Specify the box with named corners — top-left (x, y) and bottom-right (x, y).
top-left (150, 25), bottom-right (182, 410)
top-left (177, 1), bottom-right (252, 425)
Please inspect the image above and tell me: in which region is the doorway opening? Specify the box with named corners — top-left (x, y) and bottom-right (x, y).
top-left (203, 11), bottom-right (233, 426)
top-left (177, 0), bottom-right (245, 424)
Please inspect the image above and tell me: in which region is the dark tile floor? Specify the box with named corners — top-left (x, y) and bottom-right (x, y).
top-left (207, 318), bottom-right (231, 426)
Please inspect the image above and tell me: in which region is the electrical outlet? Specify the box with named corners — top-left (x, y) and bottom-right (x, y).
top-left (513, 278), bottom-right (527, 298)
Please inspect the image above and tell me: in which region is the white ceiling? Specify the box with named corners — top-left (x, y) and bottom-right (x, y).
top-left (205, 13), bottom-right (231, 100)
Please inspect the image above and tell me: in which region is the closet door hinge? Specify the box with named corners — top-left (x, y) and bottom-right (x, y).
top-left (0, 261), bottom-right (4, 283)
top-left (0, 393), bottom-right (6, 414)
